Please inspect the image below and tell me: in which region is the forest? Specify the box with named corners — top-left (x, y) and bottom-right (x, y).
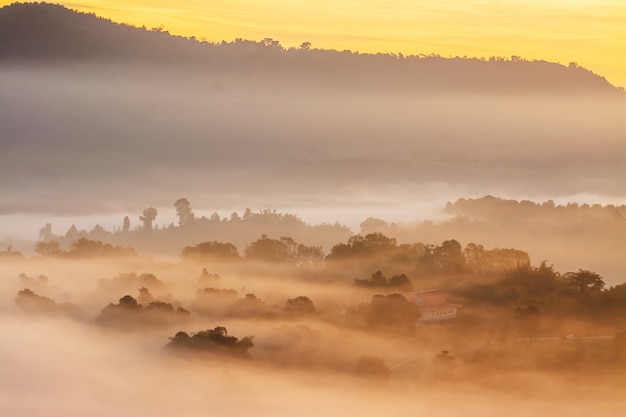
top-left (16, 195), bottom-right (625, 286)
top-left (2, 199), bottom-right (625, 416)
top-left (3, 197), bottom-right (625, 365)
top-left (0, 196), bottom-right (626, 416)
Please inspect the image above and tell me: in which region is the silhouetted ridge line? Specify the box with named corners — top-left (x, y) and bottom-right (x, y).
top-left (0, 2), bottom-right (621, 94)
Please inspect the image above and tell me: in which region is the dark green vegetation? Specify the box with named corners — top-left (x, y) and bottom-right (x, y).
top-left (96, 293), bottom-right (190, 329)
top-left (166, 327), bottom-right (254, 357)
top-left (15, 288), bottom-right (83, 318)
top-left (35, 237), bottom-right (136, 258)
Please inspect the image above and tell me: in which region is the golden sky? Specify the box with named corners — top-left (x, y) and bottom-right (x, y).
top-left (5, 1), bottom-right (626, 87)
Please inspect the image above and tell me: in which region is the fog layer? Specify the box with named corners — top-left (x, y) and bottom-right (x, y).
top-left (1, 256), bottom-right (625, 417)
top-left (2, 65), bottom-right (624, 217)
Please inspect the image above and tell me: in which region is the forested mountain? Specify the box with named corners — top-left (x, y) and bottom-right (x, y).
top-left (1, 2), bottom-right (622, 95)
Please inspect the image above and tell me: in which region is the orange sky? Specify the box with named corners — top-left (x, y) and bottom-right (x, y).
top-left (4, 1), bottom-right (625, 87)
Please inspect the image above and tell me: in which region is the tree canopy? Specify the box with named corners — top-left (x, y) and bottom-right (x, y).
top-left (166, 326), bottom-right (254, 357)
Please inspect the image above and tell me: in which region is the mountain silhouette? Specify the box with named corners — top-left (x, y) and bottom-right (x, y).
top-left (0, 2), bottom-right (621, 95)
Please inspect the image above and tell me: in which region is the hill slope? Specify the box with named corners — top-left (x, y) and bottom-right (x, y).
top-left (0, 2), bottom-right (621, 94)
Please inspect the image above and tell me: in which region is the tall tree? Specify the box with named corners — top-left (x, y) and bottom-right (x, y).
top-left (564, 270), bottom-right (605, 293)
top-left (139, 207), bottom-right (157, 230)
top-left (122, 216), bottom-right (130, 233)
top-left (174, 198), bottom-right (195, 226)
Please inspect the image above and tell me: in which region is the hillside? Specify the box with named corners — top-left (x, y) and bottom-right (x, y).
top-left (0, 2), bottom-right (622, 95)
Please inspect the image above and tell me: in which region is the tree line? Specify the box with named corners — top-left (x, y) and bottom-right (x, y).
top-left (2, 3), bottom-right (620, 94)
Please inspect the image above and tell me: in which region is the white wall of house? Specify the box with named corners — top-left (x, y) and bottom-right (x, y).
top-left (419, 307), bottom-right (457, 322)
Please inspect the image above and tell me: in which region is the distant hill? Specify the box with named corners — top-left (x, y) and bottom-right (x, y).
top-left (0, 2), bottom-right (206, 61)
top-left (0, 2), bottom-right (622, 95)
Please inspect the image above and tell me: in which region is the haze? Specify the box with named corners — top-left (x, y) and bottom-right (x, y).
top-left (2, 254), bottom-right (625, 417)
top-left (2, 64), bottom-right (623, 212)
top-left (1, 3), bottom-right (625, 416)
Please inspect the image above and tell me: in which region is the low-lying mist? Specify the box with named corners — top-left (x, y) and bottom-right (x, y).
top-left (1, 64), bottom-right (624, 218)
top-left (1, 255), bottom-right (625, 417)
top-left (2, 25), bottom-right (625, 415)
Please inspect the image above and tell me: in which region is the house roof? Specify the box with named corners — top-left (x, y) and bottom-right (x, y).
top-left (397, 289), bottom-right (462, 311)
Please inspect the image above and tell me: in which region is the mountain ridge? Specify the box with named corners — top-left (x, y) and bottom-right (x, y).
top-left (0, 2), bottom-right (622, 95)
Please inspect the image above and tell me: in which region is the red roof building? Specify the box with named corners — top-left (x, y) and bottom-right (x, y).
top-left (398, 289), bottom-right (461, 322)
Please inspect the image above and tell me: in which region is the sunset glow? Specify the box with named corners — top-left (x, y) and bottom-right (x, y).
top-left (7, 0), bottom-right (624, 87)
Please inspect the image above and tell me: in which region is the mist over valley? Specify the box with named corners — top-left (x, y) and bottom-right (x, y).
top-left (1, 3), bottom-right (625, 416)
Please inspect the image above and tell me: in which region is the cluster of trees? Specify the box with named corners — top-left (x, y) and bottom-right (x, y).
top-left (15, 267), bottom-right (319, 332)
top-left (453, 262), bottom-right (626, 327)
top-left (12, 200), bottom-right (626, 366)
top-left (27, 196), bottom-right (624, 288)
top-left (19, 256), bottom-right (621, 338)
top-left (346, 294), bottom-right (422, 332)
top-left (24, 220), bottom-right (626, 332)
top-left (198, 268), bottom-right (221, 283)
top-left (484, 263), bottom-right (608, 302)
top-left (12, 258), bottom-right (626, 373)
top-left (245, 235), bottom-right (324, 268)
top-left (182, 234), bottom-right (324, 269)
top-left (18, 272), bottom-right (48, 290)
top-left (191, 287), bottom-right (240, 316)
top-left (95, 292), bottom-right (190, 329)
top-left (28, 195), bottom-right (624, 276)
top-left (191, 288), bottom-right (316, 321)
top-left (328, 233), bottom-right (399, 263)
top-left (166, 327), bottom-right (254, 357)
top-left (34, 200), bottom-right (351, 257)
top-left (15, 289), bottom-right (82, 318)
top-left (182, 241), bottom-right (241, 263)
top-left (356, 198), bottom-right (625, 289)
top-left (33, 216), bottom-right (535, 283)
top-left (0, 246), bottom-right (24, 259)
top-left (283, 296), bottom-right (316, 317)
top-left (26, 197), bottom-right (623, 311)
top-left (226, 293), bottom-right (274, 319)
top-left (445, 196), bottom-right (626, 232)
top-left (35, 238), bottom-right (135, 258)
top-left (327, 233), bottom-right (529, 277)
top-left (97, 272), bottom-right (164, 294)
top-left (355, 270), bottom-right (413, 291)
top-left (180, 232), bottom-right (532, 278)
